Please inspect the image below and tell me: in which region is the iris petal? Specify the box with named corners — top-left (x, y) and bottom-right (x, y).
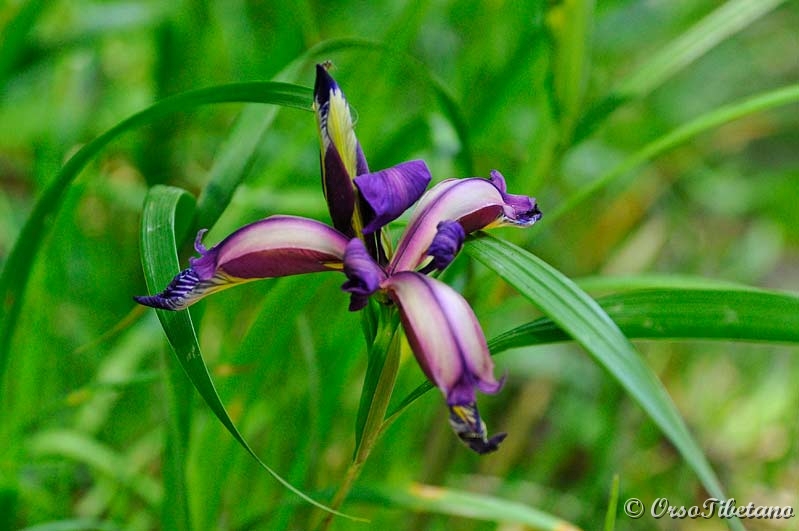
top-left (489, 170), bottom-right (543, 225)
top-left (313, 63), bottom-right (367, 237)
top-left (355, 159), bottom-right (432, 235)
top-left (342, 238), bottom-right (386, 311)
top-left (135, 215), bottom-right (349, 310)
top-left (419, 220), bottom-right (465, 274)
top-left (449, 403), bottom-right (507, 455)
top-left (390, 174), bottom-right (542, 273)
top-left (381, 271), bottom-right (502, 405)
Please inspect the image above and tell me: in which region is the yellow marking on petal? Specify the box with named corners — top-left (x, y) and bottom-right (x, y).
top-left (327, 90), bottom-right (358, 179)
top-left (322, 261), bottom-right (345, 271)
top-left (451, 405), bottom-right (475, 425)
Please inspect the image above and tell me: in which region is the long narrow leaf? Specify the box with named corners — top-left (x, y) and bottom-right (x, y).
top-left (387, 281), bottom-right (797, 428)
top-left (575, 0), bottom-right (787, 140)
top-left (464, 234), bottom-right (741, 531)
top-left (618, 0), bottom-right (787, 98)
top-left (138, 185), bottom-right (361, 520)
top-left (0, 81), bottom-right (313, 397)
top-left (551, 84), bottom-right (799, 225)
top-left (354, 483), bottom-right (582, 531)
top-left (491, 288), bottom-right (799, 353)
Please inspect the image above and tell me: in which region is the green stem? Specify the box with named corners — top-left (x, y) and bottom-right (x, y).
top-left (315, 306), bottom-right (402, 531)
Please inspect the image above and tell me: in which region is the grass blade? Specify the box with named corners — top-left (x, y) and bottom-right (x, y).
top-left (492, 288), bottom-right (799, 352)
top-left (551, 84), bottom-right (799, 225)
top-left (138, 185), bottom-right (361, 520)
top-left (356, 483), bottom-right (582, 531)
top-left (618, 0), bottom-right (787, 98)
top-left (0, 81), bottom-right (313, 398)
top-left (547, 0), bottom-right (595, 141)
top-left (464, 234), bottom-right (742, 531)
top-left (603, 475), bottom-right (619, 531)
top-left (575, 0), bottom-right (787, 140)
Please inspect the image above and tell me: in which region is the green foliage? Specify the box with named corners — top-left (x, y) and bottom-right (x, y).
top-left (1, 0), bottom-right (797, 530)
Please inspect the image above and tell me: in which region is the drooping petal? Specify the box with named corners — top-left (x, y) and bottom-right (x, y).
top-left (449, 403), bottom-right (507, 455)
top-left (341, 238), bottom-right (386, 311)
top-left (390, 173), bottom-right (542, 273)
top-left (134, 215), bottom-right (349, 310)
top-left (354, 159), bottom-right (432, 235)
top-left (381, 271), bottom-right (503, 405)
top-left (313, 63), bottom-right (368, 237)
top-left (419, 220), bottom-right (465, 274)
top-left (488, 170), bottom-right (542, 225)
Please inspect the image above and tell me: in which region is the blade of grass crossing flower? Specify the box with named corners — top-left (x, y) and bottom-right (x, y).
top-left (358, 483), bottom-right (583, 531)
top-left (0, 82), bottom-right (313, 394)
top-left (140, 186), bottom-right (195, 530)
top-left (465, 234), bottom-right (742, 531)
top-left (139, 186), bottom-right (361, 520)
top-left (574, 0), bottom-right (787, 141)
top-left (550, 84), bottom-right (799, 226)
top-left (387, 285), bottom-right (799, 422)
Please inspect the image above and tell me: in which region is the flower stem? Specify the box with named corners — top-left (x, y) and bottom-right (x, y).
top-left (314, 305), bottom-right (401, 531)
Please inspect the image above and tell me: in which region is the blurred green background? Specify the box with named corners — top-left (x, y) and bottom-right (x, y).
top-left (1, 0), bottom-right (798, 530)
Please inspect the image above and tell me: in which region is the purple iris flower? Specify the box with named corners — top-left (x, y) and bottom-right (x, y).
top-left (135, 64), bottom-right (542, 454)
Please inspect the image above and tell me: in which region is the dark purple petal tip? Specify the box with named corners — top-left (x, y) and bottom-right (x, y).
top-left (355, 160), bottom-right (432, 235)
top-left (342, 238), bottom-right (386, 311)
top-left (314, 62), bottom-right (338, 108)
top-left (134, 268), bottom-right (202, 311)
top-left (489, 170), bottom-right (542, 225)
top-left (420, 220), bottom-right (465, 274)
top-left (448, 403), bottom-right (506, 455)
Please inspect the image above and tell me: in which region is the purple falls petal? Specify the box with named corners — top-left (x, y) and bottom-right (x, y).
top-left (382, 271), bottom-right (503, 405)
top-left (134, 215), bottom-right (349, 311)
top-left (419, 220), bottom-right (465, 274)
top-left (489, 170), bottom-right (543, 225)
top-left (449, 403), bottom-right (507, 455)
top-left (390, 174), bottom-right (542, 273)
top-left (313, 63), bottom-right (366, 237)
top-left (341, 238), bottom-right (386, 311)
top-left (354, 159), bottom-right (432, 235)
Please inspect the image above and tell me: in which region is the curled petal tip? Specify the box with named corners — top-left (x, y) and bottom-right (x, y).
top-left (420, 220), bottom-right (465, 273)
top-left (194, 229), bottom-right (209, 254)
top-left (489, 171), bottom-right (542, 226)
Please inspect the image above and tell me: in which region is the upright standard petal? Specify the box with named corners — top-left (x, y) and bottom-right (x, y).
top-left (389, 173), bottom-right (542, 273)
top-left (134, 215), bottom-right (349, 310)
top-left (355, 159), bottom-right (432, 235)
top-left (313, 63), bottom-right (368, 237)
top-left (381, 272), bottom-right (503, 405)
